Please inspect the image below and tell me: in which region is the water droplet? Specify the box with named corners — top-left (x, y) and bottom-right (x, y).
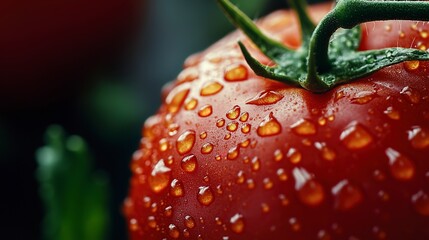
top-left (142, 196), bottom-right (151, 208)
top-left (184, 98), bottom-right (198, 110)
top-left (257, 112), bottom-right (282, 137)
top-left (177, 67), bottom-right (199, 83)
top-left (181, 154), bottom-right (198, 173)
top-left (239, 112), bottom-right (249, 122)
top-left (164, 205), bottom-right (173, 217)
top-left (251, 157), bottom-right (261, 171)
top-left (215, 155), bottom-right (222, 161)
top-left (400, 86), bottom-right (421, 104)
top-left (274, 149), bottom-right (284, 162)
top-left (385, 148), bottom-right (415, 181)
top-left (169, 224), bottom-right (180, 239)
top-left (240, 139), bottom-right (251, 148)
top-left (317, 230), bottom-right (331, 240)
top-left (421, 30), bottom-right (429, 38)
top-left (224, 132), bottom-right (231, 140)
top-left (241, 123), bottom-right (251, 133)
top-left (198, 104), bottom-right (213, 117)
top-left (350, 90), bottom-right (376, 104)
top-left (314, 142), bottom-right (336, 161)
top-left (412, 191), bottom-right (429, 216)
top-left (289, 217), bottom-right (301, 232)
top-left (168, 123), bottom-right (180, 136)
top-left (408, 126), bottom-right (429, 149)
top-left (287, 148), bottom-right (302, 164)
top-left (201, 143), bottom-right (214, 154)
top-left (378, 190), bottom-right (390, 202)
top-left (224, 63), bottom-right (248, 81)
top-left (200, 131), bottom-right (207, 139)
top-left (246, 90), bottom-right (284, 105)
top-left (200, 81), bottom-right (223, 96)
top-left (147, 216), bottom-right (157, 228)
top-left (230, 213), bottom-right (245, 233)
top-left (185, 215), bottom-right (196, 229)
top-left (263, 178), bottom-right (274, 189)
top-left (159, 138), bottom-right (169, 152)
top-left (227, 122), bottom-right (238, 132)
top-left (383, 106), bottom-right (400, 120)
top-left (384, 24), bottom-right (392, 32)
top-left (129, 218), bottom-right (139, 231)
top-left (176, 130), bottom-right (196, 155)
top-left (227, 146), bottom-right (240, 160)
top-left (198, 186), bottom-right (214, 206)
top-left (215, 217), bottom-right (223, 225)
top-left (236, 170), bottom-right (245, 184)
top-left (332, 180), bottom-right (363, 211)
top-left (226, 105), bottom-right (241, 120)
top-left (291, 119), bottom-right (317, 136)
top-left (404, 60), bottom-right (420, 71)
top-left (183, 229), bottom-right (190, 238)
top-left (261, 203), bottom-right (270, 213)
top-left (150, 202), bottom-right (158, 213)
top-left (170, 179), bottom-right (184, 197)
top-left (340, 122), bottom-right (373, 150)
top-left (246, 179), bottom-right (255, 189)
top-left (149, 159), bottom-right (171, 193)
top-left (166, 88), bottom-right (190, 113)
top-left (216, 118), bottom-right (226, 128)
top-left (277, 168), bottom-right (288, 181)
top-left (373, 169), bottom-right (386, 181)
top-left (318, 117), bottom-right (327, 126)
top-left (293, 168), bottom-right (325, 206)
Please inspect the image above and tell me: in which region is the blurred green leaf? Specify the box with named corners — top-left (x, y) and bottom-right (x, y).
top-left (36, 125), bottom-right (110, 240)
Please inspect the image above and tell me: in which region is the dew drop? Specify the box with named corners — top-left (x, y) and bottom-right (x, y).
top-left (198, 186), bottom-right (214, 206)
top-left (198, 104), bottom-right (213, 117)
top-left (404, 60), bottom-right (420, 71)
top-left (350, 90), bottom-right (376, 104)
top-left (169, 224), bottom-right (180, 239)
top-left (239, 112), bottom-right (249, 122)
top-left (224, 63), bottom-right (249, 81)
top-left (246, 179), bottom-right (255, 189)
top-left (277, 168), bottom-right (288, 181)
top-left (261, 203), bottom-right (270, 213)
top-left (291, 119), bottom-right (317, 136)
top-left (215, 155), bottom-right (222, 161)
top-left (166, 88), bottom-right (190, 113)
top-left (168, 123), bottom-right (180, 137)
top-left (293, 168), bottom-right (325, 206)
top-left (200, 81), bottom-right (223, 96)
top-left (181, 154), bottom-right (198, 173)
top-left (200, 131), bottom-right (207, 139)
top-left (129, 218), bottom-right (139, 231)
top-left (314, 142), bottom-right (336, 161)
top-left (147, 216), bottom-right (157, 228)
top-left (240, 139), bottom-right (251, 148)
top-left (408, 126), bottom-right (429, 149)
top-left (230, 213), bottom-right (245, 233)
top-left (251, 157), bottom-right (261, 171)
top-left (241, 123), bottom-right (251, 133)
top-left (164, 205), bottom-right (173, 217)
top-left (246, 90), bottom-right (284, 105)
top-left (340, 122), bottom-right (373, 150)
top-left (216, 118), bottom-right (226, 128)
top-left (201, 143), bottom-right (214, 154)
top-left (279, 194), bottom-right (290, 206)
top-left (185, 215), bottom-right (196, 229)
top-left (149, 159), bottom-right (171, 193)
top-left (227, 146), bottom-right (240, 160)
top-left (318, 117), bottom-right (327, 126)
top-left (274, 149), bottom-right (284, 162)
top-left (289, 217), bottom-right (301, 232)
top-left (159, 138), bottom-right (169, 152)
top-left (236, 170), bottom-right (246, 184)
top-left (176, 130), bottom-right (196, 155)
top-left (317, 230), bottom-right (331, 240)
top-left (400, 86), bottom-right (421, 104)
top-left (383, 106), bottom-right (400, 120)
top-left (421, 30), bottom-right (429, 39)
top-left (412, 191), bottom-right (429, 216)
top-left (332, 180), bottom-right (363, 211)
top-left (224, 133), bottom-right (231, 140)
top-left (170, 179), bottom-right (184, 197)
top-left (257, 112), bottom-right (282, 137)
top-left (287, 148), bottom-right (302, 164)
top-left (386, 148), bottom-right (415, 181)
top-left (184, 98), bottom-right (198, 110)
top-left (263, 178), bottom-right (274, 189)
top-left (226, 105), bottom-right (241, 120)
top-left (177, 67), bottom-right (198, 83)
top-left (227, 122), bottom-right (239, 132)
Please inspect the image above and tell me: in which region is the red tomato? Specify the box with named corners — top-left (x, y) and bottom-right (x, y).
top-left (124, 2), bottom-right (429, 239)
top-left (0, 0), bottom-right (141, 107)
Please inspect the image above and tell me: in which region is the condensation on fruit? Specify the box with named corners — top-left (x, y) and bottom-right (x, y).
top-left (287, 148), bottom-right (302, 164)
top-left (226, 105), bottom-right (241, 120)
top-left (184, 98), bottom-right (198, 110)
top-left (241, 123), bottom-right (251, 134)
top-left (166, 87), bottom-right (190, 113)
top-left (314, 142), bottom-right (336, 161)
top-left (293, 167), bottom-right (325, 206)
top-left (200, 81), bottom-right (224, 96)
top-left (400, 86), bottom-right (421, 104)
top-left (230, 213), bottom-right (245, 233)
top-left (176, 130), bottom-right (196, 155)
top-left (227, 122), bottom-right (239, 132)
top-left (148, 159), bottom-right (171, 193)
top-left (170, 178), bottom-right (184, 197)
top-left (181, 154), bottom-right (198, 173)
top-left (246, 90), bottom-right (284, 105)
top-left (257, 112), bottom-right (282, 136)
top-left (239, 112), bottom-right (249, 122)
top-left (224, 63), bottom-right (249, 82)
top-left (383, 106), bottom-right (400, 120)
top-left (184, 215), bottom-right (196, 229)
top-left (386, 148), bottom-right (415, 181)
top-left (198, 186), bottom-right (215, 206)
top-left (198, 104), bottom-right (213, 117)
top-left (340, 122), bottom-right (373, 150)
top-left (408, 126), bottom-right (429, 149)
top-left (201, 143), bottom-right (214, 154)
top-left (412, 191), bottom-right (429, 216)
top-left (227, 145), bottom-right (240, 160)
top-left (291, 118), bottom-right (317, 136)
top-left (332, 180), bottom-right (363, 211)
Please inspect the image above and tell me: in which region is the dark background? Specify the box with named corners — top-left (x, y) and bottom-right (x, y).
top-left (0, 0), bottom-right (322, 239)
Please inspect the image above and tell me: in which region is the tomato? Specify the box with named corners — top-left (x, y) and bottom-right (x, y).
top-left (0, 0), bottom-right (141, 107)
top-left (124, 1), bottom-right (429, 239)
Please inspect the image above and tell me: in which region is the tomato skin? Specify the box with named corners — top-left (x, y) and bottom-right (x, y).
top-left (125, 3), bottom-right (429, 240)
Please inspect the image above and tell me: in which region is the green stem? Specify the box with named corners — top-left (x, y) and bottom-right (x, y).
top-left (310, 0), bottom-right (429, 74)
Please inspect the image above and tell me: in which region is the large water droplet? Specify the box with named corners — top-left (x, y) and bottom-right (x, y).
top-left (332, 180), bottom-right (363, 211)
top-left (412, 191), bottom-right (429, 216)
top-left (239, 112), bottom-right (249, 122)
top-left (184, 98), bottom-right (198, 110)
top-left (340, 122), bottom-right (373, 150)
top-left (257, 112), bottom-right (282, 137)
top-left (314, 142), bottom-right (336, 161)
top-left (224, 63), bottom-right (249, 82)
top-left (169, 224), bottom-right (180, 239)
top-left (170, 179), bottom-right (184, 197)
top-left (287, 148), bottom-right (302, 164)
top-left (200, 81), bottom-right (223, 96)
top-left (198, 186), bottom-right (214, 206)
top-left (293, 168), bottom-right (325, 206)
top-left (198, 104), bottom-right (213, 117)
top-left (227, 146), bottom-right (240, 160)
top-left (216, 118), bottom-right (226, 128)
top-left (404, 60), bottom-right (420, 71)
top-left (246, 90), bottom-right (284, 105)
top-left (149, 159), bottom-right (171, 193)
top-left (226, 105), bottom-right (241, 120)
top-left (230, 213), bottom-right (245, 233)
top-left (291, 119), bottom-right (317, 136)
top-left (185, 215), bottom-right (196, 229)
top-left (201, 143), bottom-right (214, 154)
top-left (176, 130), bottom-right (196, 155)
top-left (277, 168), bottom-right (288, 181)
top-left (181, 154), bottom-right (198, 173)
top-left (386, 148), bottom-right (415, 181)
top-left (241, 123), bottom-right (251, 134)
top-left (408, 126), bottom-right (429, 149)
top-left (227, 122), bottom-right (239, 132)
top-left (166, 87), bottom-right (190, 113)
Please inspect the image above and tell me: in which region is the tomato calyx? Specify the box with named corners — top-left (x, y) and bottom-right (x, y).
top-left (218, 0), bottom-right (429, 92)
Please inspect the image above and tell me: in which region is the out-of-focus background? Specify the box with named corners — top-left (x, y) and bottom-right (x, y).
top-left (0, 0), bottom-right (322, 239)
